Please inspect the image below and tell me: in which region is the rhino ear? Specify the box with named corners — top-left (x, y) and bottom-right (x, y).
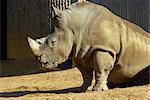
top-left (77, 0), bottom-right (86, 3)
top-left (52, 6), bottom-right (62, 17)
top-left (27, 37), bottom-right (41, 55)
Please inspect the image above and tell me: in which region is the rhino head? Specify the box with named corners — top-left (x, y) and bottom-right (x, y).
top-left (28, 7), bottom-right (74, 70)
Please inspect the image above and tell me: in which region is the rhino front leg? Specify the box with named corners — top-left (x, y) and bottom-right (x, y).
top-left (77, 65), bottom-right (93, 92)
top-left (92, 51), bottom-right (114, 91)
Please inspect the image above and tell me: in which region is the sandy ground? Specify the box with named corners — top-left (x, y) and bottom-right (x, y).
top-left (0, 68), bottom-right (150, 100)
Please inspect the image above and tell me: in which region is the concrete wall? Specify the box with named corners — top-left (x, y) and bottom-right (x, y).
top-left (7, 0), bottom-right (49, 60)
top-left (89, 0), bottom-right (150, 33)
top-left (7, 0), bottom-right (72, 60)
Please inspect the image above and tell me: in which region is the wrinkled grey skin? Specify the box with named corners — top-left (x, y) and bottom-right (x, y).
top-left (28, 1), bottom-right (150, 91)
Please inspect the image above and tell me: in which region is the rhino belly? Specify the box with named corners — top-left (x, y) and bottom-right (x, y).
top-left (107, 65), bottom-right (132, 84)
top-left (108, 63), bottom-right (149, 84)
top-left (108, 42), bottom-right (150, 84)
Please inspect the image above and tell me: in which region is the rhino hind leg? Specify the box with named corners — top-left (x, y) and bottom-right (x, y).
top-left (77, 65), bottom-right (93, 92)
top-left (92, 51), bottom-right (114, 91)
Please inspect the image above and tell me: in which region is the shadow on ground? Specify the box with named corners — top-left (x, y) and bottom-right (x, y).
top-left (0, 75), bottom-right (149, 98)
top-left (108, 66), bottom-right (150, 88)
top-left (0, 87), bottom-right (82, 97)
top-left (0, 59), bottom-right (72, 77)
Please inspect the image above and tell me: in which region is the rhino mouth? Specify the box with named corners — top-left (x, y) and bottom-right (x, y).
top-left (41, 61), bottom-right (58, 70)
top-left (41, 61), bottom-right (48, 66)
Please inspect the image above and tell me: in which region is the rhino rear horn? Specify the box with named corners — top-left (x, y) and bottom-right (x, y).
top-left (52, 6), bottom-right (62, 17)
top-left (27, 37), bottom-right (40, 55)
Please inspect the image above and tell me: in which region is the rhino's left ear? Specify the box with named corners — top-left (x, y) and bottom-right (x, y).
top-left (52, 6), bottom-right (62, 17)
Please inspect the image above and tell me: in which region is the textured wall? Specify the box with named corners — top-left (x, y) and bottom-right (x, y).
top-left (148, 0), bottom-right (150, 32)
top-left (89, 0), bottom-right (150, 32)
top-left (1, 0), bottom-right (7, 59)
top-left (7, 0), bottom-right (72, 60)
top-left (7, 0), bottom-right (49, 59)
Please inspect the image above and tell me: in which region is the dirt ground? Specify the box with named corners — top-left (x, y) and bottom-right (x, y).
top-left (0, 68), bottom-right (150, 100)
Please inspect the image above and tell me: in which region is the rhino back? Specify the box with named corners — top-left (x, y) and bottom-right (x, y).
top-left (68, 2), bottom-right (150, 84)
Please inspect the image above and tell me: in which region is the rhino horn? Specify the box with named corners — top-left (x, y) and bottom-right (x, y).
top-left (52, 6), bottom-right (62, 17)
top-left (27, 37), bottom-right (40, 55)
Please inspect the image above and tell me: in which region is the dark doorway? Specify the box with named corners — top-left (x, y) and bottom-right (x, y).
top-left (1, 0), bottom-right (7, 60)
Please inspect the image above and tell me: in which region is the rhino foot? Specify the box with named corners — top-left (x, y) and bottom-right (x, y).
top-left (92, 84), bottom-right (108, 91)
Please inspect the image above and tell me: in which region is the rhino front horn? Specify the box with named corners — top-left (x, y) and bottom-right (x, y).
top-left (27, 37), bottom-right (40, 55)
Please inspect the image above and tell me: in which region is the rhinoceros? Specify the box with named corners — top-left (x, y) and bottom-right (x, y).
top-left (28, 1), bottom-right (150, 91)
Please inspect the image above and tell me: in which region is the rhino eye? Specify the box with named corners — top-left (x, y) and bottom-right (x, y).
top-left (51, 40), bottom-right (55, 44)
top-left (51, 41), bottom-right (55, 46)
top-left (48, 39), bottom-right (57, 48)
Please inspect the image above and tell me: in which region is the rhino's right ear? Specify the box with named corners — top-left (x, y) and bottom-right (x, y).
top-left (52, 6), bottom-right (62, 17)
top-left (27, 37), bottom-right (40, 55)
